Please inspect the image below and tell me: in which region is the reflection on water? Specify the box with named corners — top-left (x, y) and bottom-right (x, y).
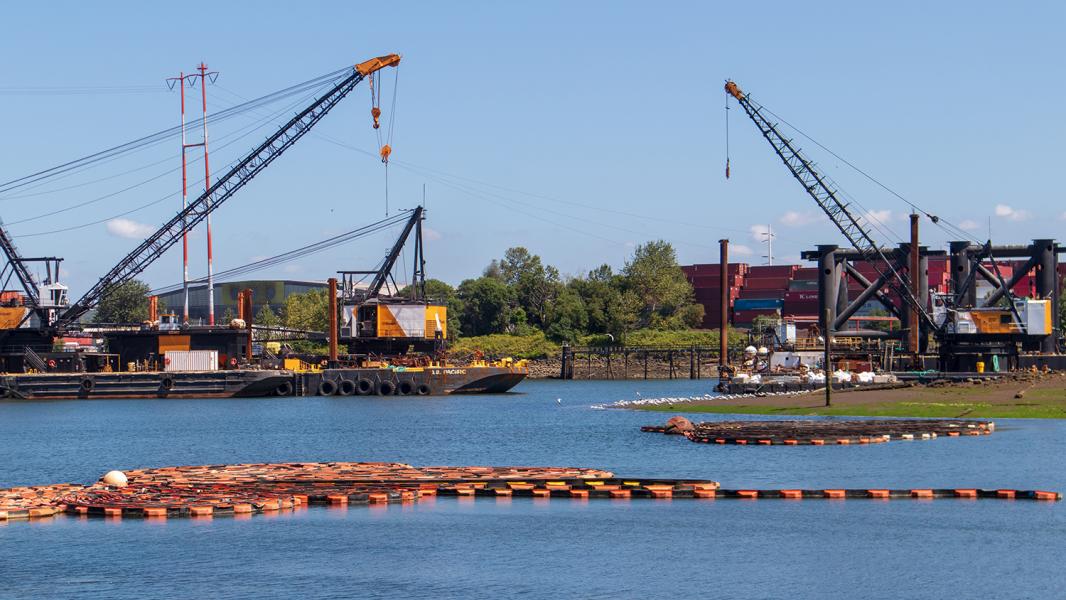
top-left (1, 379), bottom-right (1064, 598)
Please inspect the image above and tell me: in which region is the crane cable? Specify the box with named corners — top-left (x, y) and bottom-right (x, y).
top-left (368, 65), bottom-right (399, 214)
top-left (754, 102), bottom-right (982, 245)
top-left (724, 88), bottom-right (731, 179)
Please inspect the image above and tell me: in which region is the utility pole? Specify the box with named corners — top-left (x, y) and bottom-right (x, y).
top-left (167, 63), bottom-right (218, 325)
top-left (166, 71), bottom-right (191, 325)
top-left (719, 239), bottom-right (729, 369)
top-left (757, 224), bottom-right (775, 266)
top-left (824, 307), bottom-right (832, 407)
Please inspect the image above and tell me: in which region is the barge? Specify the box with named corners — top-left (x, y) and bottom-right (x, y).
top-left (0, 362), bottom-right (526, 400)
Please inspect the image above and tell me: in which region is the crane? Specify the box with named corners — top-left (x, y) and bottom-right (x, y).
top-left (724, 81), bottom-right (936, 332)
top-left (339, 206), bottom-right (426, 303)
top-left (49, 54), bottom-right (401, 330)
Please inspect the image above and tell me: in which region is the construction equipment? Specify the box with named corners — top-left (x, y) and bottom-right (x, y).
top-left (725, 81), bottom-right (1057, 370)
top-left (337, 206), bottom-right (446, 355)
top-left (0, 54), bottom-right (400, 371)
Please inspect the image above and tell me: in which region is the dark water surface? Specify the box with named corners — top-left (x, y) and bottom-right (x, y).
top-left (1, 379), bottom-right (1063, 599)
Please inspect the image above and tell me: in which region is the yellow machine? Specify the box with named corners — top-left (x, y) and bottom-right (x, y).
top-left (941, 299), bottom-right (1051, 336)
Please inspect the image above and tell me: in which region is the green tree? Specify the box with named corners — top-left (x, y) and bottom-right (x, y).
top-left (222, 306), bottom-right (236, 323)
top-left (283, 289), bottom-right (330, 332)
top-left (93, 280), bottom-right (155, 324)
top-left (622, 240), bottom-right (703, 329)
top-left (544, 286), bottom-right (588, 342)
top-left (499, 247), bottom-right (560, 327)
top-left (456, 276), bottom-right (515, 336)
top-left (255, 302), bottom-right (281, 341)
top-left (569, 264), bottom-right (637, 337)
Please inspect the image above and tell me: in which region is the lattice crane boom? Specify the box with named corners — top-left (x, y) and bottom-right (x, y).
top-left (0, 220), bottom-right (40, 307)
top-left (724, 81), bottom-right (935, 330)
top-left (56, 55), bottom-right (400, 328)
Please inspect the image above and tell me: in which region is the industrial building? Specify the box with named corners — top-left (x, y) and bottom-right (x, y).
top-left (154, 280), bottom-right (326, 323)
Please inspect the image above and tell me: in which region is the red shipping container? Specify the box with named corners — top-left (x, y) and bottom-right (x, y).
top-left (743, 276), bottom-right (792, 291)
top-left (748, 265), bottom-right (798, 277)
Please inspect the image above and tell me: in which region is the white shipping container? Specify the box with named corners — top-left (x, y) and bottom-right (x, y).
top-left (164, 350), bottom-right (219, 372)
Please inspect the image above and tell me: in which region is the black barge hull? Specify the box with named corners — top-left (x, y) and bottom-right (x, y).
top-left (0, 370), bottom-right (291, 400)
top-left (294, 365), bottom-right (527, 397)
top-left (0, 366), bottom-right (526, 400)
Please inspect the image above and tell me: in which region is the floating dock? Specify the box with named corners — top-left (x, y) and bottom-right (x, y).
top-left (0, 460), bottom-right (1057, 522)
top-left (643, 417), bottom-right (994, 445)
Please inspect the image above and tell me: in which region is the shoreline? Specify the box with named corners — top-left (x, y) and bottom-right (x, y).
top-left (622, 372), bottom-right (1066, 419)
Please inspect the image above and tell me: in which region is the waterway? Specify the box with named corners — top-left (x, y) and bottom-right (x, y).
top-left (1, 379), bottom-right (1063, 598)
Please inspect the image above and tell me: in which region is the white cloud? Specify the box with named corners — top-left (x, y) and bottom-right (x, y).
top-left (106, 218), bottom-right (154, 239)
top-left (1059, 212), bottom-right (1066, 221)
top-left (958, 219), bottom-right (980, 231)
top-left (749, 224), bottom-right (772, 243)
top-left (862, 209), bottom-right (892, 225)
top-left (994, 204), bottom-right (1030, 221)
top-left (730, 244), bottom-right (754, 256)
top-left (423, 227), bottom-right (443, 241)
top-left (778, 211), bottom-right (821, 227)
top-left (282, 264), bottom-right (303, 274)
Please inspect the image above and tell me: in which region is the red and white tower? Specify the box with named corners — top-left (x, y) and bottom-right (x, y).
top-left (167, 63), bottom-right (218, 325)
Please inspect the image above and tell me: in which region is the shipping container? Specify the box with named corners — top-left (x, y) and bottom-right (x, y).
top-left (734, 298), bottom-right (784, 311)
top-left (793, 267), bottom-right (818, 280)
top-left (749, 265), bottom-right (798, 277)
top-left (788, 279), bottom-right (819, 291)
top-left (738, 289), bottom-right (787, 299)
top-left (164, 350), bottom-right (219, 372)
top-left (743, 276), bottom-right (792, 291)
top-left (688, 275), bottom-right (745, 289)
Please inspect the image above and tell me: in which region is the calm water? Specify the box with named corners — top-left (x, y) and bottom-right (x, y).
top-left (1, 379), bottom-right (1063, 599)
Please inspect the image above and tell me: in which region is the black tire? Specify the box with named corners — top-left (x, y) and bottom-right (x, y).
top-left (416, 383), bottom-right (431, 396)
top-left (318, 379), bottom-right (338, 396)
top-left (397, 380), bottom-right (414, 396)
top-left (356, 378), bottom-right (374, 395)
top-left (275, 381), bottom-right (294, 396)
top-left (80, 377), bottom-right (95, 392)
top-left (160, 376), bottom-right (174, 391)
top-left (377, 380), bottom-right (396, 396)
top-left (338, 379), bottom-right (356, 396)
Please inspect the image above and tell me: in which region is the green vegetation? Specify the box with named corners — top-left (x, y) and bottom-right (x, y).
top-left (450, 328), bottom-right (748, 360)
top-left (640, 401), bottom-right (1066, 419)
top-left (450, 241), bottom-right (703, 344)
top-left (93, 280), bottom-right (159, 324)
top-left (450, 331), bottom-right (559, 360)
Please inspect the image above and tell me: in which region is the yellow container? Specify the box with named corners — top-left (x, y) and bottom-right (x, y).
top-left (975, 361), bottom-right (985, 373)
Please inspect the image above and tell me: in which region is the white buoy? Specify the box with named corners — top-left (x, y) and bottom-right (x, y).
top-left (102, 470), bottom-right (128, 488)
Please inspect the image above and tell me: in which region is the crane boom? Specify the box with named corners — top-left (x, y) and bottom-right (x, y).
top-left (0, 220), bottom-right (40, 306)
top-left (57, 55), bottom-right (400, 328)
top-left (724, 81), bottom-right (935, 330)
top-left (340, 206), bottom-right (424, 302)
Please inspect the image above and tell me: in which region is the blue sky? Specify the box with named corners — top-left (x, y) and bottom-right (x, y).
top-left (1, 1), bottom-right (1063, 295)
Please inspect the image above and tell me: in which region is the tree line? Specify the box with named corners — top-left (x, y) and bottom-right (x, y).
top-left (414, 240), bottom-right (704, 342)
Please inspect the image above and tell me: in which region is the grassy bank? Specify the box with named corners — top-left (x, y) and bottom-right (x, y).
top-left (641, 401), bottom-right (1066, 419)
top-left (637, 376), bottom-right (1066, 419)
top-left (449, 329), bottom-right (746, 360)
